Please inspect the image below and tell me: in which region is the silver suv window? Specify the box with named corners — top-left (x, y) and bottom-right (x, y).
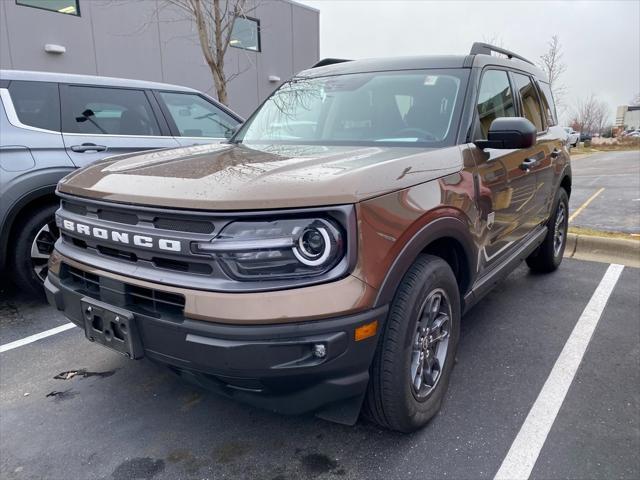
top-left (158, 91), bottom-right (237, 138)
top-left (61, 86), bottom-right (161, 136)
top-left (7, 81), bottom-right (60, 131)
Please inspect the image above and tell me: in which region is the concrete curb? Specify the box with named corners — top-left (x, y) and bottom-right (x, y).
top-left (565, 233), bottom-right (640, 268)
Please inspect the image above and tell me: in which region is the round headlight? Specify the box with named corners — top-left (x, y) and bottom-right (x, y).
top-left (293, 225), bottom-right (332, 266)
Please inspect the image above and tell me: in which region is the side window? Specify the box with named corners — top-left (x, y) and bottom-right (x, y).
top-left (511, 73), bottom-right (545, 132)
top-left (61, 86), bottom-right (161, 136)
top-left (7, 81), bottom-right (60, 131)
top-left (158, 92), bottom-right (239, 138)
top-left (537, 81), bottom-right (557, 127)
top-left (476, 70), bottom-right (515, 138)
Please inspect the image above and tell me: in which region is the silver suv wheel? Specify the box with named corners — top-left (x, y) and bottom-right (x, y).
top-left (30, 220), bottom-right (59, 283)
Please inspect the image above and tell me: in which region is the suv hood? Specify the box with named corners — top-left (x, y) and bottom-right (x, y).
top-left (58, 143), bottom-right (463, 210)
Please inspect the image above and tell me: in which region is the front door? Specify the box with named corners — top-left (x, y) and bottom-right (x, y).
top-left (469, 69), bottom-right (540, 274)
top-left (60, 84), bottom-right (179, 168)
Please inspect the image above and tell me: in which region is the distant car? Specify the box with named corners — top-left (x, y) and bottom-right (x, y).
top-left (579, 132), bottom-right (592, 142)
top-left (624, 130), bottom-right (640, 137)
top-left (563, 127), bottom-right (580, 147)
top-left (0, 70), bottom-right (243, 295)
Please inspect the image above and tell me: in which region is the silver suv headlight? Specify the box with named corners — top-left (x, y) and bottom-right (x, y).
top-left (193, 218), bottom-right (345, 280)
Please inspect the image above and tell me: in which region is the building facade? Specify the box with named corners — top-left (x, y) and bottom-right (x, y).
top-left (615, 105), bottom-right (640, 131)
top-left (0, 0), bottom-right (319, 117)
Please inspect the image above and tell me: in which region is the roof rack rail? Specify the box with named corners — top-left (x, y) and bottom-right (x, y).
top-left (469, 42), bottom-right (535, 66)
top-left (312, 58), bottom-right (352, 68)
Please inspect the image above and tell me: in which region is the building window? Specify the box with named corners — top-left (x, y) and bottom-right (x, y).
top-left (229, 16), bottom-right (260, 52)
top-left (15, 0), bottom-right (80, 16)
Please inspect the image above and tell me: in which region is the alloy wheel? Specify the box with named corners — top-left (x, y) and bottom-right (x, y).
top-left (31, 220), bottom-right (60, 283)
top-left (410, 288), bottom-right (452, 399)
top-left (553, 201), bottom-right (567, 257)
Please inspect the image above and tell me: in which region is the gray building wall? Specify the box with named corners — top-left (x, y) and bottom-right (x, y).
top-left (0, 0), bottom-right (319, 117)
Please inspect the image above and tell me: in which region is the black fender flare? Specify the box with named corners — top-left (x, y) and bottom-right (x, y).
top-left (373, 216), bottom-right (478, 308)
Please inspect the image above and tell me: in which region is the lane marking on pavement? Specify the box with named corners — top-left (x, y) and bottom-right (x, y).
top-left (573, 173), bottom-right (637, 178)
top-left (569, 187), bottom-right (605, 223)
top-left (0, 323), bottom-right (76, 353)
top-left (494, 263), bottom-right (625, 480)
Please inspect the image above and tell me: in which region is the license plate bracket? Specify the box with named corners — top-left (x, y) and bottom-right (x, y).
top-left (80, 297), bottom-right (144, 359)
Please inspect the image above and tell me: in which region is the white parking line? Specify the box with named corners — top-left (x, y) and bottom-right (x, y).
top-left (0, 323), bottom-right (76, 353)
top-left (494, 263), bottom-right (625, 480)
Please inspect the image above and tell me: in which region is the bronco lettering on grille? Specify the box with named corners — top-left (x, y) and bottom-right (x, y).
top-left (61, 219), bottom-right (181, 252)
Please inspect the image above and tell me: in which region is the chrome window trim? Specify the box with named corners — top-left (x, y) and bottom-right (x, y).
top-left (61, 132), bottom-right (173, 140)
top-left (175, 136), bottom-right (228, 142)
top-left (0, 88), bottom-right (61, 134)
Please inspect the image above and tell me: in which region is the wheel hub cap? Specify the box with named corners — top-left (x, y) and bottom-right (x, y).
top-left (554, 202), bottom-right (567, 257)
top-left (410, 289), bottom-right (452, 399)
top-left (31, 220), bottom-right (60, 283)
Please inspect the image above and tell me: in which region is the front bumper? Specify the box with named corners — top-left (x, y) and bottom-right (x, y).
top-left (45, 268), bottom-right (387, 423)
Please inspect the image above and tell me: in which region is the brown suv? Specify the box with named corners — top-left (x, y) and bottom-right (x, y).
top-left (45, 43), bottom-right (571, 432)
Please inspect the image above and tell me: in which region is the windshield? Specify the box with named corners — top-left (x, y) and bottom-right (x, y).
top-left (235, 69), bottom-right (468, 147)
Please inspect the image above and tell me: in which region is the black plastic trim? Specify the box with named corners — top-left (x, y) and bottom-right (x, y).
top-left (463, 226), bottom-right (547, 313)
top-left (373, 216), bottom-right (477, 308)
top-left (46, 271), bottom-right (388, 421)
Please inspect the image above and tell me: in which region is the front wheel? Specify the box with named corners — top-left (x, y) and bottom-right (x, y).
top-left (10, 204), bottom-right (60, 296)
top-left (526, 188), bottom-right (569, 273)
top-left (363, 254), bottom-right (461, 432)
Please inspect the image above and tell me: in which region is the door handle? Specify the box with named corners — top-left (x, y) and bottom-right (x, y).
top-left (70, 143), bottom-right (107, 153)
top-left (520, 157), bottom-right (539, 171)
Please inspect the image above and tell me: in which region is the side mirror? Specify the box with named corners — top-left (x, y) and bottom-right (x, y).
top-left (474, 117), bottom-right (537, 150)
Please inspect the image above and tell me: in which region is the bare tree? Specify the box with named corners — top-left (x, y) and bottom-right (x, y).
top-left (570, 94), bottom-right (609, 134)
top-left (631, 93), bottom-right (640, 106)
top-left (538, 36), bottom-right (567, 109)
top-left (163, 0), bottom-right (257, 105)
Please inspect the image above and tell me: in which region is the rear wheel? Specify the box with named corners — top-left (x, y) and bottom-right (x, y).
top-left (10, 204), bottom-right (60, 296)
top-left (526, 188), bottom-right (569, 273)
top-left (364, 254), bottom-right (460, 432)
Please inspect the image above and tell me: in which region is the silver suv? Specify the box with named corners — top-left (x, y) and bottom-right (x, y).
top-left (0, 70), bottom-right (242, 294)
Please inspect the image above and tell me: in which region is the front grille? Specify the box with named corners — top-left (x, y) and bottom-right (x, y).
top-left (61, 264), bottom-right (185, 321)
top-left (153, 217), bottom-right (215, 234)
top-left (98, 208), bottom-right (138, 225)
top-left (63, 198), bottom-right (216, 234)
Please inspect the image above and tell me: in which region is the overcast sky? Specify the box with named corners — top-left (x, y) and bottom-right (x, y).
top-left (297, 0), bottom-right (640, 124)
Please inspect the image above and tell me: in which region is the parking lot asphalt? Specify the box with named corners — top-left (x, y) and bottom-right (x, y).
top-left (569, 150), bottom-right (640, 234)
top-left (1, 258), bottom-right (638, 480)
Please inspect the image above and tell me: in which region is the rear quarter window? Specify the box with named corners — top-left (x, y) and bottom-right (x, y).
top-left (7, 81), bottom-right (61, 131)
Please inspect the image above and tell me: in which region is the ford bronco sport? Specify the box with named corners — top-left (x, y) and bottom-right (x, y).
top-left (45, 43), bottom-right (571, 432)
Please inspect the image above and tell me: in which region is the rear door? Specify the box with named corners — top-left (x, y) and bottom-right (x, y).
top-left (509, 72), bottom-right (560, 226)
top-left (469, 68), bottom-right (539, 273)
top-left (536, 79), bottom-right (565, 218)
top-left (154, 90), bottom-right (240, 146)
top-left (60, 84), bottom-right (179, 168)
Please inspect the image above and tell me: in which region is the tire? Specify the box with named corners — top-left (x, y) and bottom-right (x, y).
top-left (10, 203), bottom-right (60, 297)
top-left (526, 188), bottom-right (569, 273)
top-left (364, 254), bottom-right (461, 432)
